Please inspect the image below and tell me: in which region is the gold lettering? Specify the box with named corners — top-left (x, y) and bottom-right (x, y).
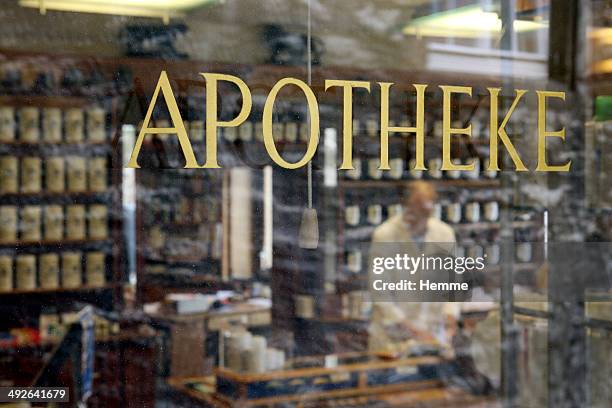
top-left (325, 80), bottom-right (370, 169)
top-left (128, 71), bottom-right (573, 174)
top-left (440, 85), bottom-right (473, 171)
top-left (379, 83), bottom-right (427, 170)
top-left (536, 91), bottom-right (570, 172)
top-left (487, 88), bottom-right (528, 171)
top-left (127, 71), bottom-right (199, 169)
top-left (200, 73), bottom-right (252, 168)
top-left (263, 78), bottom-right (320, 169)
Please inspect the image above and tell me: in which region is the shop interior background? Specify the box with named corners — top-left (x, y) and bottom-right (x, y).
top-left (0, 1), bottom-right (611, 407)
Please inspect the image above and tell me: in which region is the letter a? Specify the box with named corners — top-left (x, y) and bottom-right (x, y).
top-left (127, 71), bottom-right (200, 169)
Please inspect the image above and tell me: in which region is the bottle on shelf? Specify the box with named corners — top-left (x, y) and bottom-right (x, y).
top-left (428, 158), bottom-right (443, 179)
top-left (285, 121), bottom-right (298, 143)
top-left (347, 250), bottom-right (362, 273)
top-left (345, 205), bottom-right (360, 226)
top-left (0, 255), bottom-right (12, 291)
top-left (446, 159), bottom-right (462, 180)
top-left (409, 158), bottom-right (423, 179)
top-left (367, 204), bottom-right (383, 225)
top-left (515, 229), bottom-right (533, 263)
top-left (463, 157), bottom-right (481, 180)
top-left (465, 202), bottom-right (481, 223)
top-left (19, 107), bottom-right (40, 143)
top-left (482, 158), bottom-right (497, 179)
top-left (483, 201), bottom-right (499, 222)
top-left (0, 107), bottom-right (16, 142)
top-left (365, 118), bottom-right (378, 138)
top-left (388, 158), bottom-right (404, 180)
top-left (445, 202), bottom-right (462, 224)
top-left (367, 158), bottom-right (383, 180)
top-left (0, 156), bottom-right (18, 193)
top-left (345, 158), bottom-right (362, 180)
top-left (16, 255), bottom-right (36, 290)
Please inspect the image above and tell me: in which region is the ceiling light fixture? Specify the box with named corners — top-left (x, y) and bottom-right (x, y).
top-left (19, 0), bottom-right (221, 24)
top-left (403, 4), bottom-right (547, 39)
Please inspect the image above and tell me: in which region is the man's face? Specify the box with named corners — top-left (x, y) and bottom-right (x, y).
top-left (402, 193), bottom-right (434, 228)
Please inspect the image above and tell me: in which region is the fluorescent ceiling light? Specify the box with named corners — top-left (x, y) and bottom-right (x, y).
top-left (404, 4), bottom-right (547, 38)
top-left (19, 0), bottom-right (220, 23)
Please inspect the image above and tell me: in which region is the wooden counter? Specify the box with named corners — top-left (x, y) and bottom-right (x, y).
top-left (167, 376), bottom-right (496, 407)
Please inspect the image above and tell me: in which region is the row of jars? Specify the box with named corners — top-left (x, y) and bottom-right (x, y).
top-left (165, 120), bottom-right (311, 143)
top-left (344, 242), bottom-right (536, 273)
top-left (180, 119), bottom-right (507, 144)
top-left (345, 201), bottom-right (500, 226)
top-left (0, 155), bottom-right (108, 194)
top-left (222, 330), bottom-right (285, 374)
top-left (0, 106), bottom-right (107, 143)
top-left (344, 157), bottom-right (497, 180)
top-left (0, 204), bottom-right (109, 243)
top-left (0, 251), bottom-right (106, 291)
top-left (353, 118), bottom-right (513, 139)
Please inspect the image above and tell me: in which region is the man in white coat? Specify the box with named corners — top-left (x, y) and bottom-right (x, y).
top-left (369, 181), bottom-right (459, 355)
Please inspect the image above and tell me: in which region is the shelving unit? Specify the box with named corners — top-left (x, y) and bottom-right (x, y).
top-left (134, 140), bottom-right (228, 302)
top-left (0, 89), bottom-right (124, 308)
top-left (0, 51), bottom-right (150, 403)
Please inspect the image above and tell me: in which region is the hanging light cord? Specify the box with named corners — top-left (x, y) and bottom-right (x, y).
top-left (307, 0), bottom-right (313, 209)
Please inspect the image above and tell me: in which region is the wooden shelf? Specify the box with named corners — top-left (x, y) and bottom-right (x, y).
top-left (0, 283), bottom-right (118, 296)
top-left (343, 221), bottom-right (540, 239)
top-left (0, 95), bottom-right (88, 108)
top-left (0, 237), bottom-right (112, 248)
top-left (0, 191), bottom-right (113, 205)
top-left (0, 141), bottom-right (110, 150)
top-left (453, 220), bottom-right (541, 232)
top-left (0, 190), bottom-right (111, 198)
top-left (339, 178), bottom-right (500, 189)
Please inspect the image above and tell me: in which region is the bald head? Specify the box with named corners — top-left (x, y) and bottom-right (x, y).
top-left (402, 181), bottom-right (437, 227)
top-left (404, 181), bottom-right (437, 203)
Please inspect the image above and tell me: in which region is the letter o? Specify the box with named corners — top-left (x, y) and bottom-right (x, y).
top-left (263, 77), bottom-right (320, 169)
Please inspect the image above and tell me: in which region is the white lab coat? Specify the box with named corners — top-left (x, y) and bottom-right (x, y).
top-left (368, 215), bottom-right (460, 353)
